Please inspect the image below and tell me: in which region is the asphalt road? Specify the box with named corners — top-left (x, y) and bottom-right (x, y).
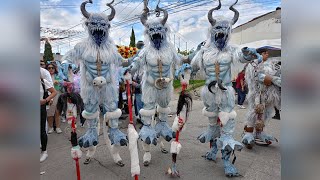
top-left (40, 91), bottom-right (280, 180)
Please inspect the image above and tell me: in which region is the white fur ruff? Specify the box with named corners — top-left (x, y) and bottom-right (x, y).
top-left (140, 109), bottom-right (156, 117)
top-left (172, 116), bottom-right (186, 132)
top-left (218, 110), bottom-right (237, 126)
top-left (202, 107), bottom-right (218, 117)
top-left (105, 109), bottom-right (122, 119)
top-left (71, 145), bottom-right (82, 159)
top-left (82, 110), bottom-right (99, 119)
top-left (157, 106), bottom-right (171, 114)
top-left (170, 141), bottom-right (182, 154)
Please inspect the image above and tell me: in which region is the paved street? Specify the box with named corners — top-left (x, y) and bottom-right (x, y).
top-left (40, 91), bottom-right (280, 180)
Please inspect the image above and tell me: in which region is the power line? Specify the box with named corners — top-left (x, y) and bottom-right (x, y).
top-left (49, 0), bottom-right (279, 51)
top-left (51, 0), bottom-right (207, 47)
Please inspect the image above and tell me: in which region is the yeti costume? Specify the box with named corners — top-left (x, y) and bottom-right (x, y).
top-left (130, 0), bottom-right (181, 166)
top-left (190, 0), bottom-right (262, 177)
top-left (61, 0), bottom-right (127, 166)
top-left (242, 55), bottom-right (281, 149)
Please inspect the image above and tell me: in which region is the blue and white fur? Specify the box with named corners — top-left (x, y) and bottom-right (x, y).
top-left (242, 57), bottom-right (281, 147)
top-left (190, 0), bottom-right (262, 177)
top-left (61, 0), bottom-right (126, 166)
top-left (130, 0), bottom-right (181, 166)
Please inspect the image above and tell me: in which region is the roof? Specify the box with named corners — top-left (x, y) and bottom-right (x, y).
top-left (233, 7), bottom-right (281, 30)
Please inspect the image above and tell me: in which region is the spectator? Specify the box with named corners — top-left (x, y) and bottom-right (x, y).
top-left (40, 75), bottom-right (57, 162)
top-left (40, 60), bottom-right (46, 69)
top-left (46, 63), bottom-right (64, 134)
top-left (133, 70), bottom-right (144, 123)
top-left (236, 69), bottom-right (246, 109)
top-left (40, 66), bottom-right (53, 86)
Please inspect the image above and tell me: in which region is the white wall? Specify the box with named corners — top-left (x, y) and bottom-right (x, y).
top-left (230, 9), bottom-right (281, 45)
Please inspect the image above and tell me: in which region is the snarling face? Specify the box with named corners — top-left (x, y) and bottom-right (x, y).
top-left (81, 0), bottom-right (115, 46)
top-left (210, 19), bottom-right (231, 50)
top-left (85, 15), bottom-right (110, 46)
top-left (146, 22), bottom-right (168, 50)
top-left (207, 0), bottom-right (239, 50)
top-left (140, 1), bottom-right (169, 50)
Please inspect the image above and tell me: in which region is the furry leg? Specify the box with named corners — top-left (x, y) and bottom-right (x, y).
top-left (155, 106), bottom-right (174, 142)
top-left (197, 108), bottom-right (220, 143)
top-left (203, 139), bottom-right (218, 161)
top-left (85, 119), bottom-right (100, 158)
top-left (78, 110), bottom-right (99, 148)
top-left (139, 109), bottom-right (157, 145)
top-left (103, 118), bottom-right (123, 166)
top-left (221, 149), bottom-right (240, 177)
top-left (159, 136), bottom-right (168, 154)
top-left (217, 116), bottom-right (243, 177)
top-left (142, 142), bottom-right (151, 166)
top-left (242, 109), bottom-right (255, 148)
top-left (106, 109), bottom-right (128, 146)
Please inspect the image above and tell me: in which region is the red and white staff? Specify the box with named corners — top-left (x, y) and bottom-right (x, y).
top-left (124, 71), bottom-right (140, 180)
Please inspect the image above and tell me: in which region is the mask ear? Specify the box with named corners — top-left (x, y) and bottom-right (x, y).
top-left (107, 24), bottom-right (111, 28)
top-left (85, 22), bottom-right (89, 26)
top-left (164, 27), bottom-right (168, 32)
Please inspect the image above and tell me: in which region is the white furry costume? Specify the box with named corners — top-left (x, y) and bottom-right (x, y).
top-left (129, 1), bottom-right (181, 166)
top-left (190, 0), bottom-right (262, 177)
top-left (242, 56), bottom-right (281, 148)
top-left (61, 0), bottom-right (126, 166)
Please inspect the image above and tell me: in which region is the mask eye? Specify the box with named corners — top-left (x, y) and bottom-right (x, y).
top-left (157, 27), bottom-right (162, 30)
top-left (149, 28), bottom-right (154, 31)
top-left (216, 26), bottom-right (222, 29)
top-left (91, 22), bottom-right (97, 25)
top-left (101, 23), bottom-right (106, 26)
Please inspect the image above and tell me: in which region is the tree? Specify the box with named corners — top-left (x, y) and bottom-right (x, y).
top-left (43, 40), bottom-right (54, 64)
top-left (129, 27), bottom-right (136, 47)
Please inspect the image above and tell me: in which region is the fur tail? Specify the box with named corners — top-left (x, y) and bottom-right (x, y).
top-left (176, 91), bottom-right (193, 119)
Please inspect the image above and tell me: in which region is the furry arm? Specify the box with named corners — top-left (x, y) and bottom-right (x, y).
top-left (258, 73), bottom-right (281, 87)
top-left (61, 43), bottom-right (83, 64)
top-left (233, 46), bottom-right (262, 64)
top-left (129, 49), bottom-right (145, 75)
top-left (190, 49), bottom-right (204, 75)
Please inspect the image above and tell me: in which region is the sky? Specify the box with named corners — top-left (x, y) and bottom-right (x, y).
top-left (40, 0), bottom-right (281, 55)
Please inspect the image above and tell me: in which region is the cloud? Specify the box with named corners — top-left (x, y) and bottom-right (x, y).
top-left (40, 0), bottom-right (280, 54)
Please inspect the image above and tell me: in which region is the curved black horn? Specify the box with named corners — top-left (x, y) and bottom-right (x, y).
top-left (217, 79), bottom-right (227, 91)
top-left (208, 81), bottom-right (217, 94)
top-left (207, 0), bottom-right (221, 26)
top-left (81, 0), bottom-right (93, 19)
top-left (140, 0), bottom-right (150, 26)
top-left (230, 0), bottom-right (239, 25)
top-left (106, 0), bottom-right (115, 21)
top-left (155, 4), bottom-right (168, 25)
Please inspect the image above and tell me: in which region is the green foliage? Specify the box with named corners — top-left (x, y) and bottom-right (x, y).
top-left (178, 49), bottom-right (193, 56)
top-left (43, 41), bottom-right (54, 64)
top-left (129, 28), bottom-right (136, 47)
top-left (173, 80), bottom-right (205, 91)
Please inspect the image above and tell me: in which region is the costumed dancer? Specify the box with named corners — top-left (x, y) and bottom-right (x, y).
top-left (241, 47), bottom-right (281, 149)
top-left (166, 64), bottom-right (193, 177)
top-left (190, 0), bottom-right (262, 177)
top-left (61, 0), bottom-right (127, 167)
top-left (129, 0), bottom-right (182, 166)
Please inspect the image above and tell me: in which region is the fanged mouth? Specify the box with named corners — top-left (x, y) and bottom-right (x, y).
top-left (151, 33), bottom-right (163, 41)
top-left (215, 32), bottom-right (225, 41)
top-left (91, 28), bottom-right (106, 45)
top-left (151, 33), bottom-right (163, 50)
